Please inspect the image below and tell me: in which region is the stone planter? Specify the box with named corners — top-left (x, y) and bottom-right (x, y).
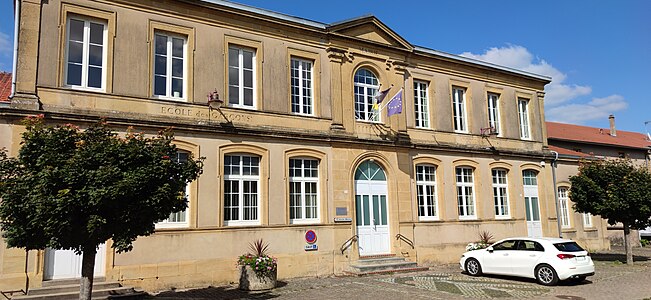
top-left (238, 265), bottom-right (277, 291)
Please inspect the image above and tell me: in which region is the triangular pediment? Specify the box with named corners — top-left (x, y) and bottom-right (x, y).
top-left (328, 16), bottom-right (413, 51)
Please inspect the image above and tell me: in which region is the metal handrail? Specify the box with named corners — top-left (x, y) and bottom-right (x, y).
top-left (395, 233), bottom-right (414, 249)
top-left (340, 234), bottom-right (358, 254)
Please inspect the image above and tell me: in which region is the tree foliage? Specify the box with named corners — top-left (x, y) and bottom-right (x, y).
top-left (569, 159), bottom-right (651, 230)
top-left (0, 117), bottom-right (204, 254)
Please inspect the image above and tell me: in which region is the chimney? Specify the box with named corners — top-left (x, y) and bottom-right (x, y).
top-left (609, 114), bottom-right (617, 137)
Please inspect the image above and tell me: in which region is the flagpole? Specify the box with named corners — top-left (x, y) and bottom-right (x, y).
top-left (369, 87), bottom-right (403, 120)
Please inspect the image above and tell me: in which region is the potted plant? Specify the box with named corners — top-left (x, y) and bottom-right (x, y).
top-left (237, 239), bottom-right (277, 291)
top-left (465, 231), bottom-right (494, 251)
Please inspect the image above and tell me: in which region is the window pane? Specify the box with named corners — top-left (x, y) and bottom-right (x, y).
top-left (380, 195), bottom-right (387, 225)
top-left (172, 38), bottom-right (184, 57)
top-left (228, 48), bottom-right (239, 67)
top-left (155, 35), bottom-right (167, 55)
top-left (68, 41), bottom-right (83, 64)
top-left (155, 56), bottom-right (167, 76)
top-left (356, 196), bottom-right (362, 226)
top-left (243, 50), bottom-right (253, 69)
top-left (172, 58), bottom-right (183, 77)
top-left (172, 78), bottom-right (183, 98)
top-left (363, 195), bottom-right (370, 226)
top-left (89, 44), bottom-right (103, 67)
top-left (243, 88), bottom-right (253, 106)
top-left (243, 70), bottom-right (253, 88)
top-left (87, 66), bottom-right (102, 88)
top-left (228, 66), bottom-right (239, 86)
top-left (229, 86), bottom-right (239, 105)
top-left (67, 64), bottom-right (82, 86)
top-left (89, 22), bottom-right (104, 45)
top-left (154, 76), bottom-right (166, 96)
top-left (69, 19), bottom-right (84, 42)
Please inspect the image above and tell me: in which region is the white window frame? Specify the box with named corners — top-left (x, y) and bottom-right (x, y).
top-left (354, 68), bottom-right (380, 123)
top-left (583, 213), bottom-right (593, 228)
top-left (518, 98), bottom-right (531, 139)
top-left (456, 167), bottom-right (476, 219)
top-left (558, 187), bottom-right (571, 228)
top-left (156, 151), bottom-right (191, 228)
top-left (153, 32), bottom-right (187, 100)
top-left (487, 93), bottom-right (501, 135)
top-left (452, 87), bottom-right (467, 132)
top-left (228, 46), bottom-right (257, 109)
top-left (290, 58), bottom-right (314, 116)
top-left (414, 81), bottom-right (430, 129)
top-left (416, 164), bottom-right (438, 220)
top-left (223, 154), bottom-right (261, 226)
top-left (289, 158), bottom-right (320, 224)
top-left (65, 16), bottom-right (107, 91)
top-left (492, 169), bottom-right (510, 219)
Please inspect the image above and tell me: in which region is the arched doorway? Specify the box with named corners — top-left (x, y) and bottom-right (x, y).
top-left (523, 170), bottom-right (542, 237)
top-left (355, 160), bottom-right (389, 255)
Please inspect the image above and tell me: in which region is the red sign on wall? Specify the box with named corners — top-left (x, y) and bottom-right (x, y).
top-left (305, 230), bottom-right (317, 244)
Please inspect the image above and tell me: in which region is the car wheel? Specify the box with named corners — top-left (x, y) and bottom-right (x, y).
top-left (465, 258), bottom-right (482, 276)
top-left (535, 264), bottom-right (559, 286)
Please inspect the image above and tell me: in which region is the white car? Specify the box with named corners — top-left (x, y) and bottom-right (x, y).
top-left (460, 237), bottom-right (594, 286)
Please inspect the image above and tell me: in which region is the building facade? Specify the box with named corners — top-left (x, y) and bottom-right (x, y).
top-left (548, 117), bottom-right (651, 248)
top-left (0, 0), bottom-right (574, 292)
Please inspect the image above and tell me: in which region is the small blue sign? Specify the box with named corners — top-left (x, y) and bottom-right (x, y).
top-left (304, 244), bottom-right (318, 251)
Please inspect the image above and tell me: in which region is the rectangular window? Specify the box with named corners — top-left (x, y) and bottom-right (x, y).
top-left (414, 81), bottom-right (430, 128)
top-left (558, 187), bottom-right (571, 228)
top-left (416, 164), bottom-right (438, 220)
top-left (487, 93), bottom-right (501, 134)
top-left (289, 158), bottom-right (319, 223)
top-left (452, 87), bottom-right (467, 132)
top-left (290, 58), bottom-right (314, 115)
top-left (583, 213), bottom-right (593, 228)
top-left (456, 167), bottom-right (475, 219)
top-left (224, 154), bottom-right (260, 225)
top-left (518, 98), bottom-right (531, 139)
top-left (492, 169), bottom-right (509, 218)
top-left (228, 46), bottom-right (256, 108)
top-left (153, 33), bottom-right (187, 99)
top-left (65, 16), bottom-right (107, 90)
top-left (157, 151), bottom-right (190, 228)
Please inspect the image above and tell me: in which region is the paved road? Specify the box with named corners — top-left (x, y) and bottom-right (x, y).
top-left (151, 247), bottom-right (651, 300)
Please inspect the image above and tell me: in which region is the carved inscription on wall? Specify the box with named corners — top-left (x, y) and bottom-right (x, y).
top-left (158, 106), bottom-right (252, 122)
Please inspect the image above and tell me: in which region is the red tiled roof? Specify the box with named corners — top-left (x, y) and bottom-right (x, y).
top-left (548, 145), bottom-right (592, 158)
top-left (547, 121), bottom-right (651, 150)
top-left (0, 72), bottom-right (11, 102)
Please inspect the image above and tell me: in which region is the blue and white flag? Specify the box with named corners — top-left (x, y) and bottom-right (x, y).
top-left (387, 89), bottom-right (403, 117)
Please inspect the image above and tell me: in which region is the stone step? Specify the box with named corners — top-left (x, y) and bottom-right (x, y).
top-left (350, 260), bottom-right (419, 273)
top-left (27, 282), bottom-right (121, 296)
top-left (42, 278), bottom-right (106, 288)
top-left (353, 257), bottom-right (407, 265)
top-left (344, 266), bottom-right (430, 276)
top-left (14, 286), bottom-right (145, 300)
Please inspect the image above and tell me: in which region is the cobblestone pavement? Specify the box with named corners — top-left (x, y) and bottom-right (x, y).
top-left (150, 247), bottom-right (651, 300)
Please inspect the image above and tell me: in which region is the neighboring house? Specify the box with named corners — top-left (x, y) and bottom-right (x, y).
top-left (0, 0), bottom-right (569, 293)
top-left (0, 72), bottom-right (11, 102)
top-left (547, 116), bottom-right (651, 249)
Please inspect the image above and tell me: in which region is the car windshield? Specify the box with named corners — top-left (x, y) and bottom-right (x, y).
top-left (554, 242), bottom-right (584, 252)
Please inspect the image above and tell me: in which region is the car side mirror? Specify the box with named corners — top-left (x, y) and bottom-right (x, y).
top-left (487, 246), bottom-right (494, 253)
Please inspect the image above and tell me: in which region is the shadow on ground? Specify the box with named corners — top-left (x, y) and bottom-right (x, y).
top-left (475, 273), bottom-right (592, 286)
top-left (149, 281), bottom-right (287, 299)
top-left (590, 253), bottom-right (650, 263)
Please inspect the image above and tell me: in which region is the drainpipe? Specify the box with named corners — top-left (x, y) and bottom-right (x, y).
top-left (550, 150), bottom-right (562, 238)
top-left (10, 0), bottom-right (21, 98)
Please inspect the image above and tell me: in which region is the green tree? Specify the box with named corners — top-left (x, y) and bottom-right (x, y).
top-left (569, 159), bottom-right (651, 264)
top-left (0, 117), bottom-right (203, 300)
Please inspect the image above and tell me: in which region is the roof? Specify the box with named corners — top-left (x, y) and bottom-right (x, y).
top-left (0, 72), bottom-right (11, 102)
top-left (194, 0), bottom-right (551, 82)
top-left (548, 145), bottom-right (591, 158)
top-left (547, 121), bottom-right (651, 150)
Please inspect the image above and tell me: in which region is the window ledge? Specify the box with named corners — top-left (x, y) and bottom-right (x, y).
top-left (418, 217), bottom-right (440, 222)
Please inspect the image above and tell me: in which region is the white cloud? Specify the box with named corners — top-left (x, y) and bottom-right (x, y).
top-left (0, 31), bottom-right (10, 57)
top-left (546, 95), bottom-right (628, 124)
top-left (460, 45), bottom-right (626, 124)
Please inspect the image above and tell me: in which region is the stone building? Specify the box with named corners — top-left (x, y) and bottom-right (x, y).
top-left (0, 0), bottom-right (587, 292)
top-left (547, 117), bottom-right (651, 248)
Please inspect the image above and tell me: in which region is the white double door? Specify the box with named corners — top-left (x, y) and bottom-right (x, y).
top-left (524, 185), bottom-right (543, 238)
top-left (356, 180), bottom-right (390, 256)
top-left (44, 244), bottom-right (106, 280)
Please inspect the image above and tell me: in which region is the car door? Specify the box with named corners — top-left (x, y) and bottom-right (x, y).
top-left (511, 240), bottom-right (545, 278)
top-left (482, 239), bottom-right (518, 275)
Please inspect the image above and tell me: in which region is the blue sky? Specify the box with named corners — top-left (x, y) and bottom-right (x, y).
top-left (0, 1), bottom-right (649, 133)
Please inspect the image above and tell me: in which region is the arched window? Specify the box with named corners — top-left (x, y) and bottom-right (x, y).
top-left (415, 164), bottom-right (437, 220)
top-left (289, 157), bottom-right (320, 223)
top-left (354, 68), bottom-right (379, 122)
top-left (456, 166), bottom-right (475, 219)
top-left (224, 153), bottom-right (260, 225)
top-left (355, 160), bottom-right (386, 181)
top-left (492, 168), bottom-right (510, 218)
top-left (157, 150), bottom-right (191, 228)
top-left (558, 187), bottom-right (571, 228)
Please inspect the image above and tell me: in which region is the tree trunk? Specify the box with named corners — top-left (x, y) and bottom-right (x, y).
top-left (623, 223), bottom-right (634, 264)
top-left (79, 247), bottom-right (97, 300)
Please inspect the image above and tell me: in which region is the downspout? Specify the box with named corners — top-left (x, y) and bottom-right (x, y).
top-left (10, 0), bottom-right (21, 98)
top-left (550, 150), bottom-right (562, 238)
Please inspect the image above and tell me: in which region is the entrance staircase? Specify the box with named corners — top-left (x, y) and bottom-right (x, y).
top-left (345, 254), bottom-right (429, 276)
top-left (12, 278), bottom-right (146, 300)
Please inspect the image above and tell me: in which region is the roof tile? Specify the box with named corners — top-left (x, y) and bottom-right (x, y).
top-left (547, 121), bottom-right (651, 150)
